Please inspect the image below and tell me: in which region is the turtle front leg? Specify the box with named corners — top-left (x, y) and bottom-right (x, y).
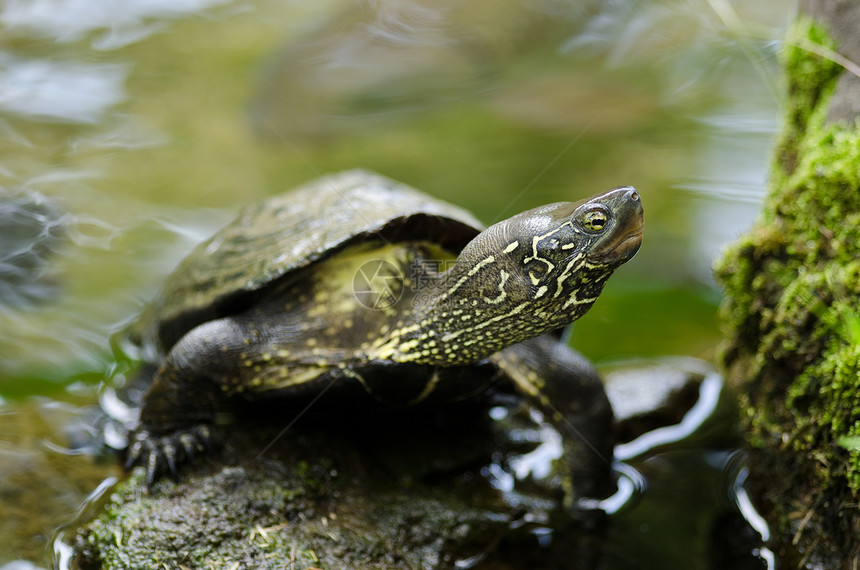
top-left (124, 363), bottom-right (219, 485)
top-left (491, 335), bottom-right (616, 510)
top-left (125, 320), bottom-right (233, 485)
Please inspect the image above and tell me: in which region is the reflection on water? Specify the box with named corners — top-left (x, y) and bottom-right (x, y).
top-left (0, 56), bottom-right (126, 124)
top-left (251, 0), bottom-right (600, 139)
top-left (0, 189), bottom-right (64, 307)
top-left (0, 0), bottom-right (791, 566)
top-left (1, 0), bottom-right (236, 48)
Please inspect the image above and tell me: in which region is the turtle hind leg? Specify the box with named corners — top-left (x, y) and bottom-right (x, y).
top-left (491, 335), bottom-right (616, 510)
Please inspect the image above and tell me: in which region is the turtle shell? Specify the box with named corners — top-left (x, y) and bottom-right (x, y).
top-left (143, 170), bottom-right (484, 352)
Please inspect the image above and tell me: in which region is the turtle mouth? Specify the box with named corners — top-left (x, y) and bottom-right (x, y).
top-left (590, 228), bottom-right (643, 265)
top-left (608, 231), bottom-right (642, 262)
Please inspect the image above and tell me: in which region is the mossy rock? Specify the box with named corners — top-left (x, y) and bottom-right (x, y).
top-left (70, 399), bottom-right (608, 569)
top-left (715, 14), bottom-right (860, 567)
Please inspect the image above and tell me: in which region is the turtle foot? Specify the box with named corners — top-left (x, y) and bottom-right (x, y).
top-left (124, 424), bottom-right (215, 486)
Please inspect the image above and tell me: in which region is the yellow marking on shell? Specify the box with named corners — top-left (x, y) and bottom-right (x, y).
top-left (277, 367), bottom-right (326, 388)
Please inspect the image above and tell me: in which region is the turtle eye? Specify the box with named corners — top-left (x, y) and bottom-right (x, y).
top-left (582, 209), bottom-right (608, 232)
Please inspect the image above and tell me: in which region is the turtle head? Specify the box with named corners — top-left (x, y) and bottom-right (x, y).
top-left (413, 187), bottom-right (643, 364)
top-left (511, 186), bottom-right (643, 295)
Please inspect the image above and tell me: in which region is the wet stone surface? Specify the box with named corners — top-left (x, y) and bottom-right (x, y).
top-left (604, 358), bottom-right (708, 445)
top-left (71, 397), bottom-right (611, 570)
top-left (68, 359), bottom-right (715, 570)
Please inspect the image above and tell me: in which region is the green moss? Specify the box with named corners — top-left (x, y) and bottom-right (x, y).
top-left (715, 15), bottom-right (860, 561)
top-left (783, 19), bottom-right (840, 121)
top-left (80, 468), bottom-right (320, 569)
top-left (772, 18), bottom-right (842, 181)
top-left (72, 409), bottom-right (547, 569)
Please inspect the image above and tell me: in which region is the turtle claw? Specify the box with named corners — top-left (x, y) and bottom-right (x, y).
top-left (124, 424), bottom-right (215, 485)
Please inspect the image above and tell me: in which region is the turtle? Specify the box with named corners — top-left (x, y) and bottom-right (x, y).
top-left (124, 170), bottom-right (643, 508)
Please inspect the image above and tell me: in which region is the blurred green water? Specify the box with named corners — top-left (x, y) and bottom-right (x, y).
top-left (0, 0), bottom-right (788, 566)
